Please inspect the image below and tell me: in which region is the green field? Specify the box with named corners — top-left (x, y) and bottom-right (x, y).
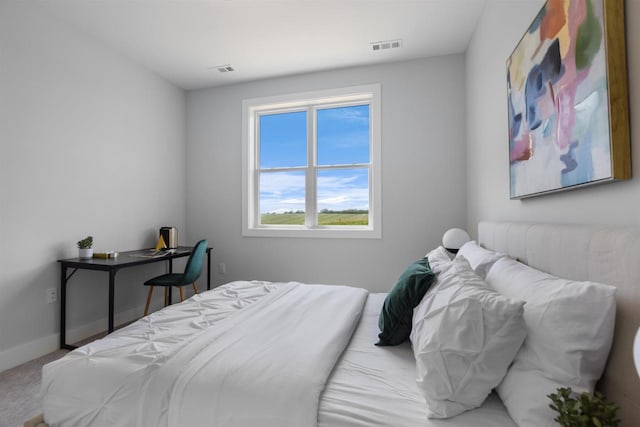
top-left (261, 212), bottom-right (368, 226)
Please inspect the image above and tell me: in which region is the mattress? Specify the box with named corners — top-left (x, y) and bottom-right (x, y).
top-left (319, 293), bottom-right (517, 427)
top-left (42, 281), bottom-right (516, 426)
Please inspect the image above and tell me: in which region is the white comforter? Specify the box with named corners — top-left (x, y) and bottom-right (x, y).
top-left (42, 281), bottom-right (368, 427)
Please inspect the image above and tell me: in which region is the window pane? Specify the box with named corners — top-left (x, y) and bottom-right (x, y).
top-left (259, 171), bottom-right (305, 225)
top-left (317, 169), bottom-right (369, 226)
top-left (317, 105), bottom-right (370, 166)
top-left (259, 111), bottom-right (307, 168)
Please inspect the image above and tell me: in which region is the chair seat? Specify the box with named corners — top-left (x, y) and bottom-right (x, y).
top-left (144, 273), bottom-right (186, 287)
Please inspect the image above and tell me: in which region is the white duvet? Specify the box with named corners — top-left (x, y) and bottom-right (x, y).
top-left (42, 281), bottom-right (368, 427)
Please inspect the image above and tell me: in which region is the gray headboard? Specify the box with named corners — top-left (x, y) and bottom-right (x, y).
top-left (478, 221), bottom-right (640, 426)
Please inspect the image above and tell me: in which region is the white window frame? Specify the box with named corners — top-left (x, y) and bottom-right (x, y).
top-left (242, 84), bottom-right (381, 238)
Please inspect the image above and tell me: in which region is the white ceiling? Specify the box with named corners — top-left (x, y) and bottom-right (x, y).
top-left (35, 0), bottom-right (488, 90)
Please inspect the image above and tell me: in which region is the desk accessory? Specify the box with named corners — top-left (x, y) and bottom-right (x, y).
top-left (77, 236), bottom-right (93, 259)
top-left (160, 227), bottom-right (178, 249)
top-left (93, 251), bottom-right (118, 259)
top-left (155, 235), bottom-right (167, 251)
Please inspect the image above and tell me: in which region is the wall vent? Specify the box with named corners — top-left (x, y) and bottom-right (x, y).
top-left (370, 39), bottom-right (403, 52)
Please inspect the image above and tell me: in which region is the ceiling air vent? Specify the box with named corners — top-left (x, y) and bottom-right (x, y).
top-left (370, 39), bottom-right (403, 52)
top-left (212, 64), bottom-right (235, 73)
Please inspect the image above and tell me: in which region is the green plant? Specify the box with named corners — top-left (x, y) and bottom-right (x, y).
top-left (548, 387), bottom-right (619, 427)
top-left (77, 236), bottom-right (93, 249)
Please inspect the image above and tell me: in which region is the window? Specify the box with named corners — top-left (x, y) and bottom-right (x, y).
top-left (242, 84), bottom-right (381, 238)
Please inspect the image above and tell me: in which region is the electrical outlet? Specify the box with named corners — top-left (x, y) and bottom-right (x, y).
top-left (218, 262), bottom-right (226, 274)
top-left (46, 288), bottom-right (57, 304)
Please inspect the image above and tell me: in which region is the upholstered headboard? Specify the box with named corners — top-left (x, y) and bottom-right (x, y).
top-left (478, 221), bottom-right (640, 426)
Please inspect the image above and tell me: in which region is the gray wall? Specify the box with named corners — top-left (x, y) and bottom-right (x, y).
top-left (186, 56), bottom-right (467, 292)
top-left (0, 2), bottom-right (187, 370)
top-left (466, 0), bottom-right (640, 232)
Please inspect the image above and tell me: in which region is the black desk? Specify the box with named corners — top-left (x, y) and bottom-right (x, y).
top-left (58, 246), bottom-right (212, 350)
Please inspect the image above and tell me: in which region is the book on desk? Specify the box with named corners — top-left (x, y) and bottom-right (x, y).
top-left (92, 251), bottom-right (119, 259)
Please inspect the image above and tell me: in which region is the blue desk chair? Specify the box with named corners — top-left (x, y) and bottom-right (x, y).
top-left (143, 239), bottom-right (208, 316)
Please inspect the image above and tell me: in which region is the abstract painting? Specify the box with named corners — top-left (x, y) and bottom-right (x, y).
top-left (507, 0), bottom-right (630, 199)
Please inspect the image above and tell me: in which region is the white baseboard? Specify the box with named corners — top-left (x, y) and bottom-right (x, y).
top-left (0, 303), bottom-right (151, 373)
top-left (65, 304), bottom-right (147, 344)
top-left (0, 333), bottom-right (59, 373)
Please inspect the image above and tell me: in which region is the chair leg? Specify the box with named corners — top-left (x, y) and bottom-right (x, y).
top-left (193, 281), bottom-right (199, 294)
top-left (164, 287), bottom-right (169, 307)
top-left (178, 286), bottom-right (185, 302)
top-left (144, 287), bottom-right (154, 316)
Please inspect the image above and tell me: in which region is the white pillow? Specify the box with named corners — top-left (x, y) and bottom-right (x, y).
top-left (425, 246), bottom-right (453, 274)
top-left (410, 256), bottom-right (526, 419)
top-left (485, 257), bottom-right (616, 427)
top-left (456, 241), bottom-right (506, 278)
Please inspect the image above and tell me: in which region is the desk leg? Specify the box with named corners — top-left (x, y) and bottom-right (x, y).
top-left (207, 250), bottom-right (211, 290)
top-left (167, 259), bottom-right (173, 305)
top-left (60, 266), bottom-right (67, 349)
top-left (108, 270), bottom-right (116, 333)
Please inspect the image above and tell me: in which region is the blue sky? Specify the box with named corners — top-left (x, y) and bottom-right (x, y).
top-left (259, 105), bottom-right (369, 214)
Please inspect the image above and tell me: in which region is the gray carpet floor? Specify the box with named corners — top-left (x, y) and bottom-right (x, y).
top-left (0, 349), bottom-right (69, 427)
top-left (0, 330), bottom-right (112, 427)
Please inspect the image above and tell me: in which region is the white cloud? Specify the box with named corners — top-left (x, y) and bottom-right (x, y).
top-left (318, 174), bottom-right (359, 187)
top-left (317, 172), bottom-right (368, 210)
top-left (260, 172), bottom-right (305, 213)
top-left (259, 172), bottom-right (305, 193)
top-left (259, 170), bottom-right (369, 213)
top-left (318, 188), bottom-right (368, 210)
top-left (318, 195), bottom-right (350, 204)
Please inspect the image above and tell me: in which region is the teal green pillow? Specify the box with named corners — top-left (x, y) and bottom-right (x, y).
top-left (376, 258), bottom-right (435, 346)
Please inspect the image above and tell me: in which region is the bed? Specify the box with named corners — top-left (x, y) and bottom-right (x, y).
top-left (34, 221), bottom-right (640, 427)
top-left (477, 221), bottom-right (640, 425)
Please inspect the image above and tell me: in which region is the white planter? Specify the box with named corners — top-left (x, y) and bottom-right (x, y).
top-left (79, 248), bottom-right (93, 259)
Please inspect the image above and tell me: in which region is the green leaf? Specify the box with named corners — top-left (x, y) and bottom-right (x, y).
top-left (548, 387), bottom-right (619, 427)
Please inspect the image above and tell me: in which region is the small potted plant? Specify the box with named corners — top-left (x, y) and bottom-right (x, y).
top-left (77, 236), bottom-right (93, 259)
top-left (548, 387), bottom-right (619, 427)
